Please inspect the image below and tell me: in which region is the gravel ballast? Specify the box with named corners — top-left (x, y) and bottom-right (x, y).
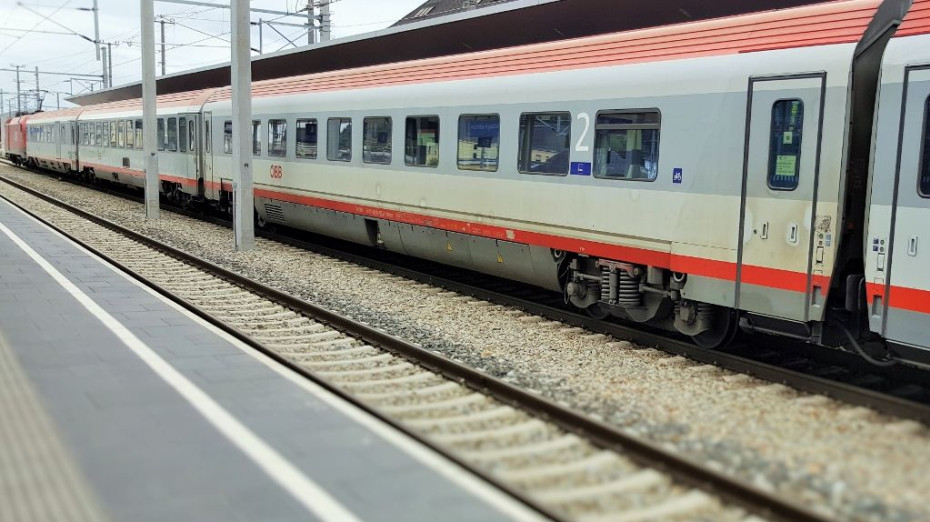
top-left (1, 167), bottom-right (928, 522)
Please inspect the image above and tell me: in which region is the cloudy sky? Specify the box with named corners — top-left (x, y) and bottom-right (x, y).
top-left (0, 0), bottom-right (426, 111)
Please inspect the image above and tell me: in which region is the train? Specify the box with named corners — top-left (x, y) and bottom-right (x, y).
top-left (3, 0), bottom-right (929, 366)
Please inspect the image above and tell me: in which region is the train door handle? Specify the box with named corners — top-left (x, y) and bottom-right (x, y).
top-left (908, 236), bottom-right (918, 257)
top-left (788, 223), bottom-right (799, 245)
top-left (760, 221), bottom-right (769, 239)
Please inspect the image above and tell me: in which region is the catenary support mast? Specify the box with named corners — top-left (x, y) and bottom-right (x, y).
top-left (141, 0), bottom-right (160, 219)
top-left (231, 0), bottom-right (254, 251)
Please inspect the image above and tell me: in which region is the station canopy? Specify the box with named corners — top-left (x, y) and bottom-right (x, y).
top-left (68, 0), bottom-right (832, 106)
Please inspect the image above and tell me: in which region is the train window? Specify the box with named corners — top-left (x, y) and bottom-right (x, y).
top-left (405, 116), bottom-right (439, 167)
top-left (135, 120), bottom-right (143, 150)
top-left (768, 99), bottom-right (804, 191)
top-left (96, 122), bottom-right (103, 146)
top-left (252, 120), bottom-right (262, 156)
top-left (179, 118), bottom-right (188, 153)
top-left (268, 119), bottom-right (287, 157)
top-left (327, 117), bottom-right (352, 162)
top-left (204, 120), bottom-right (211, 154)
top-left (593, 110), bottom-right (660, 181)
top-left (296, 119), bottom-right (317, 159)
top-left (125, 120), bottom-right (134, 149)
top-left (167, 117), bottom-right (178, 152)
top-left (157, 118), bottom-right (166, 151)
top-left (117, 120), bottom-right (125, 148)
top-left (223, 120), bottom-right (232, 154)
top-left (920, 95), bottom-right (930, 197)
top-left (457, 114), bottom-right (500, 172)
top-left (189, 120), bottom-right (196, 152)
top-left (110, 121), bottom-right (118, 148)
top-left (518, 112), bottom-right (571, 175)
top-left (362, 117), bottom-right (392, 164)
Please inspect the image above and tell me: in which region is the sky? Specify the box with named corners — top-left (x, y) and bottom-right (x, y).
top-left (0, 0), bottom-right (427, 112)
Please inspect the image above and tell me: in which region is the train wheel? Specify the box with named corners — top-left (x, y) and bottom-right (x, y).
top-left (691, 308), bottom-right (739, 349)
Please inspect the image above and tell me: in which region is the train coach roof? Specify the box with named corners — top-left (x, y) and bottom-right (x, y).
top-left (197, 0), bottom-right (885, 103)
top-left (68, 0), bottom-right (836, 107)
top-left (27, 107), bottom-right (85, 123)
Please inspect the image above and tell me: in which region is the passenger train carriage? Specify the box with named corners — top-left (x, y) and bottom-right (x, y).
top-left (14, 0), bottom-right (930, 364)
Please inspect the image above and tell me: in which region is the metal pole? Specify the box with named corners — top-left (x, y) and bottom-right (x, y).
top-left (231, 0), bottom-right (254, 251)
top-left (160, 19), bottom-right (166, 75)
top-left (107, 42), bottom-right (113, 86)
top-left (56, 92), bottom-right (60, 110)
top-left (34, 66), bottom-right (40, 111)
top-left (306, 0), bottom-right (315, 45)
top-left (320, 1), bottom-right (330, 42)
top-left (258, 18), bottom-right (263, 54)
top-left (93, 0), bottom-right (105, 84)
top-left (15, 66), bottom-right (21, 115)
top-left (141, 0), bottom-right (160, 220)
top-left (101, 47), bottom-right (109, 88)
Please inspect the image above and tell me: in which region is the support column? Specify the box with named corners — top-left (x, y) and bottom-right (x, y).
top-left (160, 19), bottom-right (167, 76)
top-left (231, 0), bottom-right (254, 251)
top-left (141, 0), bottom-right (160, 220)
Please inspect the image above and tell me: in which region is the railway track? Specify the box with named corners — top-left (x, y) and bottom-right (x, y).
top-left (0, 173), bottom-right (835, 521)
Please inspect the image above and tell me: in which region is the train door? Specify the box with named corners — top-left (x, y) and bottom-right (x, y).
top-left (202, 112), bottom-right (214, 199)
top-left (737, 74), bottom-right (825, 322)
top-left (881, 66), bottom-right (930, 347)
top-left (181, 113), bottom-right (200, 194)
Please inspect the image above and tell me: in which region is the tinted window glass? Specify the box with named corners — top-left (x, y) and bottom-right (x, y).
top-left (268, 119), bottom-right (287, 157)
top-left (252, 120), bottom-right (261, 156)
top-left (920, 95), bottom-right (930, 197)
top-left (458, 115), bottom-right (499, 172)
top-left (135, 120), bottom-right (143, 150)
top-left (327, 117), bottom-right (352, 161)
top-left (405, 116), bottom-right (439, 167)
top-left (179, 117), bottom-right (188, 152)
top-left (593, 111), bottom-right (660, 180)
top-left (125, 120), bottom-right (134, 149)
top-left (518, 112), bottom-right (570, 175)
top-left (223, 120), bottom-right (232, 154)
top-left (768, 99), bottom-right (804, 190)
top-left (363, 117), bottom-right (392, 164)
top-left (296, 118), bottom-right (317, 159)
top-left (157, 119), bottom-right (166, 151)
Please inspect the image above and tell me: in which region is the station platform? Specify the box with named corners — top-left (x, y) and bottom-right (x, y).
top-left (0, 196), bottom-right (540, 522)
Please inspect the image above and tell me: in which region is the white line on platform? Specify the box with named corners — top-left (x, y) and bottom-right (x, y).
top-left (0, 220), bottom-right (362, 522)
top-left (3, 198), bottom-right (545, 522)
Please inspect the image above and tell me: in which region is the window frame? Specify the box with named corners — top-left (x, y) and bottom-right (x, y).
top-left (326, 117), bottom-right (352, 162)
top-left (517, 111), bottom-right (571, 176)
top-left (157, 118), bottom-right (166, 151)
top-left (267, 118), bottom-right (287, 158)
top-left (592, 109), bottom-right (662, 182)
top-left (404, 115), bottom-right (440, 168)
top-left (362, 116), bottom-right (392, 165)
top-left (295, 118), bottom-right (318, 160)
top-left (918, 94), bottom-right (930, 198)
top-left (179, 117), bottom-right (189, 153)
top-left (457, 113), bottom-right (500, 172)
top-left (766, 98), bottom-right (804, 192)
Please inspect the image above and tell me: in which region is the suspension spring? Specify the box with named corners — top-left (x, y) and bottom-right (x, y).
top-left (618, 270), bottom-right (641, 307)
top-left (600, 267), bottom-right (611, 302)
top-left (697, 302), bottom-right (715, 322)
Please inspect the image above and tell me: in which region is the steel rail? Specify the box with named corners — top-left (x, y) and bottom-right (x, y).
top-left (0, 174), bottom-right (839, 522)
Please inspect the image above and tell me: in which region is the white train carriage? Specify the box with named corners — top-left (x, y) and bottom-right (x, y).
top-left (74, 90), bottom-right (215, 204)
top-left (864, 3), bottom-right (930, 361)
top-left (21, 0), bottom-right (930, 361)
top-left (200, 0), bottom-right (895, 347)
top-left (25, 108), bottom-right (82, 174)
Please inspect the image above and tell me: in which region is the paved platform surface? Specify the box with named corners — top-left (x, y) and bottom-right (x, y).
top-left (0, 195), bottom-right (539, 522)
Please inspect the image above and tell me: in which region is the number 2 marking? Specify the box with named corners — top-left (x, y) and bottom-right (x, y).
top-left (575, 112), bottom-right (590, 152)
